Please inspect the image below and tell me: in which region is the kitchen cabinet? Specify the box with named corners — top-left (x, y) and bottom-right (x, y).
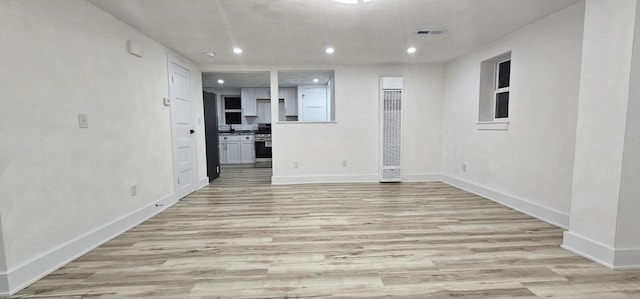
top-left (219, 135), bottom-right (255, 164)
top-left (241, 88), bottom-right (257, 116)
top-left (218, 142), bottom-right (226, 164)
top-left (255, 87), bottom-right (270, 99)
top-left (226, 141), bottom-right (242, 164)
top-left (219, 135), bottom-right (241, 164)
top-left (284, 87), bottom-right (298, 116)
top-left (241, 135), bottom-right (255, 163)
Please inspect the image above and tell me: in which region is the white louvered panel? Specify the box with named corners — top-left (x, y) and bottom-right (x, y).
top-left (381, 87), bottom-right (402, 181)
top-left (383, 90), bottom-right (402, 167)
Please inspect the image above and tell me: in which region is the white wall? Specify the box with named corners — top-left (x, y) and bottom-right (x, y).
top-left (563, 0), bottom-right (640, 268)
top-left (440, 2), bottom-right (585, 227)
top-left (618, 0), bottom-right (640, 251)
top-left (193, 74), bottom-right (207, 185)
top-left (568, 0), bottom-right (635, 247)
top-left (0, 217), bottom-right (5, 293)
top-left (272, 64), bottom-right (444, 183)
top-left (0, 0), bottom-right (205, 294)
top-left (0, 218), bottom-right (6, 273)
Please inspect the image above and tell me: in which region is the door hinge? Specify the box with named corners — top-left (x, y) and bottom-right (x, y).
top-left (177, 177), bottom-right (180, 185)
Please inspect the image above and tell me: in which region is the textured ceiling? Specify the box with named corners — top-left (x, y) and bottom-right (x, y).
top-left (88, 0), bottom-right (580, 65)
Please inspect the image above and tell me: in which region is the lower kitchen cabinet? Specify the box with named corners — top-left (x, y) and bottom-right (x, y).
top-left (240, 135), bottom-right (255, 163)
top-left (225, 141), bottom-right (242, 164)
top-left (220, 135), bottom-right (255, 164)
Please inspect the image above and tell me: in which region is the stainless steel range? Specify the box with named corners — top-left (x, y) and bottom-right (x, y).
top-left (254, 123), bottom-right (272, 168)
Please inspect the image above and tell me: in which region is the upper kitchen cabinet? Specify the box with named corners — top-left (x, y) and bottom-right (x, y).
top-left (284, 87), bottom-right (297, 116)
top-left (241, 88), bottom-right (257, 116)
top-left (254, 87), bottom-right (270, 99)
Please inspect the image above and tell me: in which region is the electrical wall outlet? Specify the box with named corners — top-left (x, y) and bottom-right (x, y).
top-left (78, 114), bottom-right (88, 128)
top-left (293, 161), bottom-right (299, 169)
top-left (342, 160), bottom-right (348, 167)
top-left (462, 164), bottom-right (467, 172)
top-left (130, 184), bottom-right (137, 197)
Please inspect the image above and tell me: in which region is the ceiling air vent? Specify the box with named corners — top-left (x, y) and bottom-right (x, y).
top-left (416, 30), bottom-right (445, 35)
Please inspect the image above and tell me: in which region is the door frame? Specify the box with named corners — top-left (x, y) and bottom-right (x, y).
top-left (167, 54), bottom-right (198, 199)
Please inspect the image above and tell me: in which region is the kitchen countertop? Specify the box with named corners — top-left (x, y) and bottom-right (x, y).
top-left (218, 131), bottom-right (255, 136)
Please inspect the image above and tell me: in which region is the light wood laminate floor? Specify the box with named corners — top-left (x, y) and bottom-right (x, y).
top-left (12, 168), bottom-right (640, 298)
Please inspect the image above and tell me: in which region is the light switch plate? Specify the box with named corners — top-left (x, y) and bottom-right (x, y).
top-left (78, 114), bottom-right (88, 128)
top-left (130, 184), bottom-right (137, 197)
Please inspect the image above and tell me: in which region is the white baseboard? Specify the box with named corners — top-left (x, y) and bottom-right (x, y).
top-left (272, 174), bottom-right (379, 185)
top-left (197, 177), bottom-right (210, 189)
top-left (0, 193), bottom-right (180, 297)
top-left (440, 175), bottom-right (570, 229)
top-left (562, 231), bottom-right (640, 269)
top-left (615, 248), bottom-right (640, 269)
top-left (402, 173), bottom-right (442, 182)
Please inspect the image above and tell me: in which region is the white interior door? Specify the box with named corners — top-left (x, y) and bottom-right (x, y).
top-left (169, 57), bottom-right (196, 198)
top-left (299, 86), bottom-right (328, 122)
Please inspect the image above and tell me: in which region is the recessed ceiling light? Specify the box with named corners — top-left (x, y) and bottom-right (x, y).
top-left (407, 47), bottom-right (417, 54)
top-left (313, 78), bottom-right (319, 83)
top-left (218, 79), bottom-right (224, 84)
top-left (326, 47), bottom-right (335, 54)
top-left (203, 51), bottom-right (215, 57)
top-left (233, 48), bottom-right (243, 54)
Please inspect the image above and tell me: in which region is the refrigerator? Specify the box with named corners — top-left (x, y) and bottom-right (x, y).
top-left (203, 91), bottom-right (220, 181)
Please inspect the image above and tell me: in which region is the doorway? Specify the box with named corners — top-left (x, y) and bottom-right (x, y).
top-left (201, 71), bottom-right (273, 185)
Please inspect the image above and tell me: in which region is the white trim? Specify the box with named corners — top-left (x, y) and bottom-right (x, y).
top-left (615, 248), bottom-right (640, 269)
top-left (401, 174), bottom-right (442, 182)
top-left (0, 193), bottom-right (180, 297)
top-left (562, 231), bottom-right (615, 268)
top-left (272, 174), bottom-right (379, 185)
top-left (198, 177), bottom-right (210, 189)
top-left (477, 121), bottom-right (509, 131)
top-left (441, 175), bottom-right (569, 229)
top-left (562, 231), bottom-right (640, 269)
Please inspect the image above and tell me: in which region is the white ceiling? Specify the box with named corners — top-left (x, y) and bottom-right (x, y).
top-left (203, 70), bottom-right (333, 89)
top-left (203, 72), bottom-right (270, 88)
top-left (88, 0), bottom-right (580, 65)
